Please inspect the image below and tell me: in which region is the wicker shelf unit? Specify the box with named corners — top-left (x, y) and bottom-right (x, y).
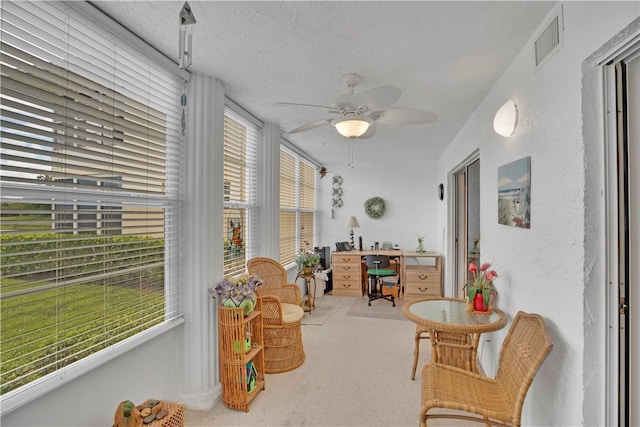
top-left (218, 307), bottom-right (265, 412)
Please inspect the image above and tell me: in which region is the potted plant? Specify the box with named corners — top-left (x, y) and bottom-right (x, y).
top-left (463, 262), bottom-right (498, 312)
top-left (294, 250), bottom-right (321, 274)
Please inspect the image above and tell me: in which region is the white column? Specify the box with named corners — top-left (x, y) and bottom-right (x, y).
top-left (179, 74), bottom-right (225, 410)
top-left (259, 123), bottom-right (281, 259)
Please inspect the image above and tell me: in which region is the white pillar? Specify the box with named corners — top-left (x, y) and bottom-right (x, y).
top-left (259, 123), bottom-right (281, 259)
top-left (179, 74), bottom-right (225, 410)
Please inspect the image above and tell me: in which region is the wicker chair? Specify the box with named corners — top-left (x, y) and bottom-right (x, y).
top-left (420, 311), bottom-right (553, 427)
top-left (247, 257), bottom-right (305, 373)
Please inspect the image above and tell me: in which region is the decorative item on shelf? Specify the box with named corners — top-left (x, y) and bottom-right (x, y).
top-left (294, 250), bottom-right (321, 275)
top-left (471, 236), bottom-right (480, 253)
top-left (416, 235), bottom-right (426, 253)
top-left (364, 196), bottom-right (385, 219)
top-left (210, 274), bottom-right (263, 316)
top-left (463, 262), bottom-right (498, 312)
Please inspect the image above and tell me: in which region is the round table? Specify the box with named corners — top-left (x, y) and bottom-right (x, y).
top-left (403, 297), bottom-right (506, 372)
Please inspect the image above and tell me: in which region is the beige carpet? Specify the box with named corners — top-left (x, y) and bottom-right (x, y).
top-left (345, 295), bottom-right (409, 322)
top-left (301, 294), bottom-right (344, 326)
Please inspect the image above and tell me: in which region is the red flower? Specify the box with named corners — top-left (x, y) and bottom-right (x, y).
top-left (485, 270), bottom-right (498, 281)
top-left (480, 263), bottom-right (491, 271)
top-left (468, 262), bottom-right (477, 273)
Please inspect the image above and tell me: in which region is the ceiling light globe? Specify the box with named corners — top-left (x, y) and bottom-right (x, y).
top-left (334, 117), bottom-right (371, 138)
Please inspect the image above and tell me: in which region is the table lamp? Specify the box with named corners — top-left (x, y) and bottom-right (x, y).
top-left (344, 216), bottom-right (360, 249)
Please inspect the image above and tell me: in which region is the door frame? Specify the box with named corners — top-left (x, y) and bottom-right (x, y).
top-left (602, 29), bottom-right (640, 427)
top-left (446, 150), bottom-right (479, 297)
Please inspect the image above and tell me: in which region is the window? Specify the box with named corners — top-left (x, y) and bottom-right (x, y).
top-left (0, 1), bottom-right (183, 397)
top-left (279, 148), bottom-right (317, 266)
top-left (223, 107), bottom-right (258, 277)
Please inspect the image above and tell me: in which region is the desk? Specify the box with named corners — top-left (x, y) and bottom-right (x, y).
top-left (331, 250), bottom-right (442, 299)
top-left (403, 297), bottom-right (506, 372)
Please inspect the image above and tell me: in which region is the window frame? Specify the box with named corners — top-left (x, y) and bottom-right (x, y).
top-left (0, 0), bottom-right (184, 412)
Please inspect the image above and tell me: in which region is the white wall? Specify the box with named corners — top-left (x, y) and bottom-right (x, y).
top-left (436, 2), bottom-right (639, 425)
top-left (318, 158), bottom-right (440, 255)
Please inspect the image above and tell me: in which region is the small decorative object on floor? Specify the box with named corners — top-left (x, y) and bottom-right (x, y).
top-left (211, 274), bottom-right (263, 317)
top-left (464, 261), bottom-right (498, 312)
top-left (416, 235), bottom-right (426, 253)
top-left (113, 400), bottom-right (139, 427)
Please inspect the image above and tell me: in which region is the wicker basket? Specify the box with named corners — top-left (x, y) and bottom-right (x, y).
top-left (135, 400), bottom-right (184, 427)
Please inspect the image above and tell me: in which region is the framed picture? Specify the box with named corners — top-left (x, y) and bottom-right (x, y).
top-left (228, 217), bottom-right (243, 247)
top-left (498, 156), bottom-right (531, 228)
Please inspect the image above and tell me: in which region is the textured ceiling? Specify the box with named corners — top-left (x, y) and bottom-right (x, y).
top-left (90, 1), bottom-right (555, 165)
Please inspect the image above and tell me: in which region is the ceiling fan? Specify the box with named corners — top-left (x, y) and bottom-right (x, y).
top-left (276, 73), bottom-right (438, 139)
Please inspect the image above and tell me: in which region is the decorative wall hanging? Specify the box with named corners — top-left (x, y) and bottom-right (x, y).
top-left (498, 156), bottom-right (531, 228)
top-left (364, 196), bottom-right (386, 219)
top-left (331, 174), bottom-right (343, 208)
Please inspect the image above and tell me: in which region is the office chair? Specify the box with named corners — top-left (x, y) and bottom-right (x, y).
top-left (365, 254), bottom-right (399, 307)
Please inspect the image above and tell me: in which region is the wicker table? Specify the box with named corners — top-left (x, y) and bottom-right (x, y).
top-left (403, 297), bottom-right (506, 373)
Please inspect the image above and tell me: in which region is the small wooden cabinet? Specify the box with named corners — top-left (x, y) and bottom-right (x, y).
top-left (331, 253), bottom-right (363, 296)
top-left (218, 307), bottom-right (265, 412)
top-left (402, 251), bottom-right (442, 300)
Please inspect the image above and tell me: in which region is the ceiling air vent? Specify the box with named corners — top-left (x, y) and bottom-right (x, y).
top-left (534, 7), bottom-right (563, 70)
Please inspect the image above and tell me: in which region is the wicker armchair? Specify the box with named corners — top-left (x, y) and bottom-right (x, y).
top-left (420, 311), bottom-right (553, 427)
top-left (247, 257), bottom-right (305, 373)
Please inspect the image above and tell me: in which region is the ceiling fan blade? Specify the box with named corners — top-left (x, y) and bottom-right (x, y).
top-left (274, 102), bottom-right (340, 114)
top-left (288, 119), bottom-right (331, 134)
top-left (374, 107), bottom-right (438, 125)
top-left (358, 122), bottom-right (377, 139)
top-left (349, 86), bottom-right (402, 112)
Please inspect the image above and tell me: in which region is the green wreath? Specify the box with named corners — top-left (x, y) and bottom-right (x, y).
top-left (364, 196), bottom-right (386, 219)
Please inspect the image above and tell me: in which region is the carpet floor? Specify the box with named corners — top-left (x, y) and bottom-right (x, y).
top-left (185, 295), bottom-right (470, 426)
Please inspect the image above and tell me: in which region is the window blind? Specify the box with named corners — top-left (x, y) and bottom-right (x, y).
top-left (279, 148), bottom-right (318, 266)
top-left (0, 0), bottom-right (183, 398)
top-left (223, 107), bottom-right (258, 277)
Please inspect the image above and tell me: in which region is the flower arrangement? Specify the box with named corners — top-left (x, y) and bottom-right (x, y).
top-left (294, 250), bottom-right (321, 272)
top-left (210, 274), bottom-right (263, 314)
top-left (464, 262), bottom-right (498, 310)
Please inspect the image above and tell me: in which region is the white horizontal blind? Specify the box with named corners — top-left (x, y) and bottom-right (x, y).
top-left (299, 160), bottom-right (316, 252)
top-left (223, 107), bottom-right (258, 277)
top-left (280, 149), bottom-right (297, 265)
top-left (279, 148), bottom-right (318, 266)
top-left (0, 0), bottom-right (183, 396)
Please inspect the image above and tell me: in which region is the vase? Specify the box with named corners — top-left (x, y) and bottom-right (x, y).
top-left (221, 294), bottom-right (256, 316)
top-left (303, 266), bottom-right (313, 275)
top-left (416, 241), bottom-right (425, 253)
top-left (473, 292), bottom-right (489, 312)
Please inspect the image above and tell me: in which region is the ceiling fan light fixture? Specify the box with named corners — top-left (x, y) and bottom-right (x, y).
top-left (333, 115), bottom-right (371, 138)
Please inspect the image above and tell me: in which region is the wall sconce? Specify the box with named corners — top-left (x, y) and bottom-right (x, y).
top-left (493, 100), bottom-right (518, 137)
top-left (332, 114), bottom-right (372, 138)
top-left (178, 2), bottom-right (197, 69)
top-left (344, 216), bottom-right (360, 248)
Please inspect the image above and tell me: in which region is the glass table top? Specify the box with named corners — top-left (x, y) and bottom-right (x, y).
top-left (407, 299), bottom-right (504, 329)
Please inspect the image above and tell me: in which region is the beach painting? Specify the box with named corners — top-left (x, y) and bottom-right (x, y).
top-left (498, 156), bottom-right (531, 228)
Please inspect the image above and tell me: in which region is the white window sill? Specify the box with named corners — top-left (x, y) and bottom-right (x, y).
top-left (0, 316), bottom-right (185, 415)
